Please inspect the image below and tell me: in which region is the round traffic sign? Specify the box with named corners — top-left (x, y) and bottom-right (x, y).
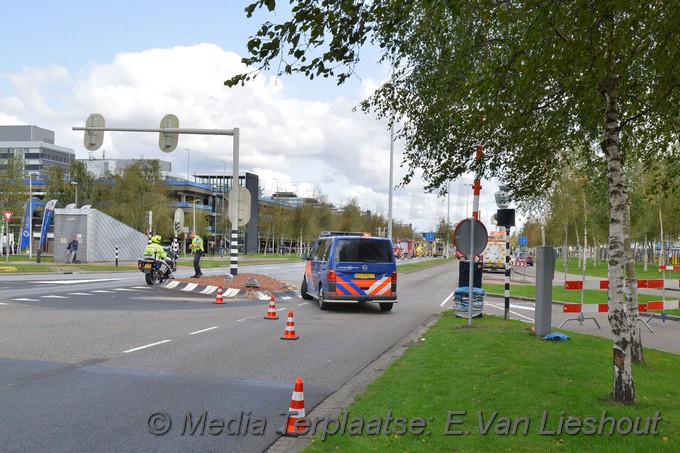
top-left (453, 218), bottom-right (488, 256)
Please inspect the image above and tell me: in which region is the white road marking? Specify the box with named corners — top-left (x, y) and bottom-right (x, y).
top-left (34, 278), bottom-right (123, 284)
top-left (68, 292), bottom-right (92, 296)
top-left (489, 302), bottom-right (535, 312)
top-left (486, 304), bottom-right (534, 322)
top-left (123, 340), bottom-right (171, 353)
top-left (297, 302), bottom-right (308, 306)
top-left (189, 326), bottom-right (218, 335)
top-left (92, 290), bottom-right (115, 293)
top-left (440, 291), bottom-right (455, 307)
top-left (42, 295), bottom-right (68, 299)
top-left (0, 302), bottom-right (7, 305)
top-left (237, 315), bottom-right (259, 322)
top-left (10, 298), bottom-right (38, 301)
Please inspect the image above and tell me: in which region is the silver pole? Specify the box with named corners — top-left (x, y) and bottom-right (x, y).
top-left (387, 122), bottom-right (394, 243)
top-left (468, 217), bottom-right (474, 325)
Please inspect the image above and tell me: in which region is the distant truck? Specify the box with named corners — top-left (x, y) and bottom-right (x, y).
top-left (482, 231), bottom-right (507, 272)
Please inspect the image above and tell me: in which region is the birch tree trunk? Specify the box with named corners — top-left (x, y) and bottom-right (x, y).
top-left (623, 200), bottom-right (644, 364)
top-left (575, 228), bottom-right (581, 270)
top-left (659, 207), bottom-right (665, 267)
top-left (602, 83), bottom-right (634, 404)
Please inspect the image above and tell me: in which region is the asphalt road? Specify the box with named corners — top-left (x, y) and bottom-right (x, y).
top-left (0, 261), bottom-right (457, 452)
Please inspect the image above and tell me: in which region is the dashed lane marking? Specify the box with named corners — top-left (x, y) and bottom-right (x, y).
top-left (189, 326), bottom-right (218, 335)
top-left (34, 278), bottom-right (123, 284)
top-left (123, 340), bottom-right (171, 353)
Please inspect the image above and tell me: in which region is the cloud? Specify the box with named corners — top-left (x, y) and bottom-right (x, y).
top-left (1, 43), bottom-right (510, 233)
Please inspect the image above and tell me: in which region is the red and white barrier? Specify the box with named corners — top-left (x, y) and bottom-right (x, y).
top-left (562, 303), bottom-right (648, 313)
top-left (563, 279), bottom-right (680, 290)
top-left (646, 300), bottom-right (680, 311)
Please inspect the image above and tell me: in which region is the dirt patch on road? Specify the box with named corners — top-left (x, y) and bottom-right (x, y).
top-left (175, 272), bottom-right (297, 295)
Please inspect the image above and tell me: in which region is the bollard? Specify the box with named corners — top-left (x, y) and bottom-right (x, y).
top-left (115, 245), bottom-right (119, 267)
top-left (37, 248), bottom-right (41, 263)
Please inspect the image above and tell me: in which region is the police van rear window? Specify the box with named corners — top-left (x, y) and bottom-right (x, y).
top-left (334, 239), bottom-right (394, 263)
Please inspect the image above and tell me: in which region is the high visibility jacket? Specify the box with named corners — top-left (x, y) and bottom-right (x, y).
top-left (145, 242), bottom-right (167, 259)
top-left (191, 235), bottom-right (204, 252)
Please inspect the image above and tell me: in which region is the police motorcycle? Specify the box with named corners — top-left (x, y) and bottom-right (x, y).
top-left (137, 236), bottom-right (178, 285)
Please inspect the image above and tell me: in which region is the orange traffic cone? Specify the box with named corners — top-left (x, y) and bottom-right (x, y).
top-left (264, 296), bottom-right (279, 320)
top-left (214, 285), bottom-right (225, 304)
top-left (280, 310), bottom-right (299, 340)
top-left (277, 377), bottom-right (307, 436)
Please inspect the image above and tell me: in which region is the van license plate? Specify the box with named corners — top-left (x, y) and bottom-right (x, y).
top-left (355, 273), bottom-right (374, 279)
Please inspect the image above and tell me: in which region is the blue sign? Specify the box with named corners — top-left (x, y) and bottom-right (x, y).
top-left (519, 235), bottom-right (528, 246)
top-left (424, 232), bottom-right (435, 242)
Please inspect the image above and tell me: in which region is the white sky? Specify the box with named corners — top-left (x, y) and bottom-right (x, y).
top-left (0, 0), bottom-right (511, 233)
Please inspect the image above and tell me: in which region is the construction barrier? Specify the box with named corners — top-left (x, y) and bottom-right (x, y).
top-left (560, 276), bottom-right (680, 332)
top-left (564, 279), bottom-right (679, 290)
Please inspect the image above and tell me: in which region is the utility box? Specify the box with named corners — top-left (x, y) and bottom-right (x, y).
top-left (535, 246), bottom-right (556, 336)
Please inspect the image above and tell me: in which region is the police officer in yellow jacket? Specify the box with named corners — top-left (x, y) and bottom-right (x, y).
top-left (189, 231), bottom-right (204, 278)
top-left (145, 235), bottom-right (174, 278)
top-left (145, 235), bottom-right (167, 259)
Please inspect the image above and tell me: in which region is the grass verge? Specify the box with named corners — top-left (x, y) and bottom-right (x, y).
top-left (302, 314), bottom-right (679, 452)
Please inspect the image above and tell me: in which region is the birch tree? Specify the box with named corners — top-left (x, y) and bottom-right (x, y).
top-left (228, 1), bottom-right (680, 404)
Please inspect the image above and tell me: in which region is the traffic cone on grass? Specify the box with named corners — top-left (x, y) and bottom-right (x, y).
top-left (277, 377), bottom-right (307, 436)
top-left (264, 296), bottom-right (279, 319)
top-left (281, 310), bottom-right (299, 340)
top-left (214, 285), bottom-right (225, 304)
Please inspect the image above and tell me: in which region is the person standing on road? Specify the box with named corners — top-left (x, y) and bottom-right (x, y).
top-left (189, 231), bottom-right (204, 278)
top-left (67, 235), bottom-right (79, 263)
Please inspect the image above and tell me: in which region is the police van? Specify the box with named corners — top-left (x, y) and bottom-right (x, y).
top-left (300, 231), bottom-right (398, 311)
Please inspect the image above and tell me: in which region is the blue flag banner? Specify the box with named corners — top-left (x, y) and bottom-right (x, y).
top-left (19, 198), bottom-right (35, 251)
top-left (39, 199), bottom-right (58, 249)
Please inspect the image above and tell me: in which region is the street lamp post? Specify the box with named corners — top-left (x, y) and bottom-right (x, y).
top-left (185, 148), bottom-right (190, 181)
top-left (446, 180), bottom-right (451, 258)
top-left (71, 181), bottom-right (78, 207)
